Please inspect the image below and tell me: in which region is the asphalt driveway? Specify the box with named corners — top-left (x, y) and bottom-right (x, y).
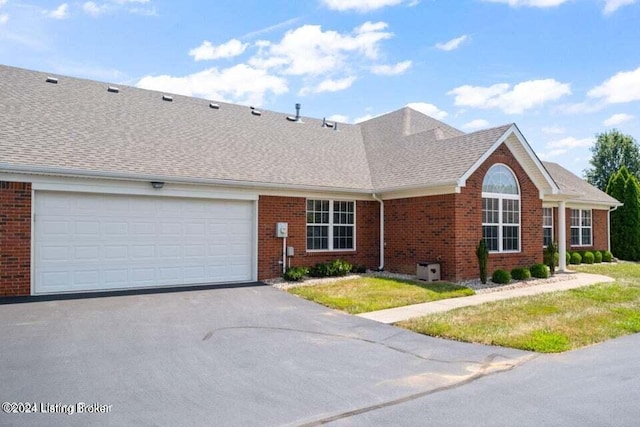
top-left (0, 284), bottom-right (530, 426)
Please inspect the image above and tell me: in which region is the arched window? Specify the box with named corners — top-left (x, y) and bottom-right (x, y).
top-left (482, 164), bottom-right (520, 252)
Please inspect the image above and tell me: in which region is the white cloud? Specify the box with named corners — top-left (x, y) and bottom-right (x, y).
top-left (462, 119), bottom-right (490, 130)
top-left (321, 0), bottom-right (409, 12)
top-left (547, 136), bottom-right (593, 149)
top-left (355, 113), bottom-right (376, 123)
top-left (588, 66), bottom-right (640, 104)
top-left (448, 78), bottom-right (571, 114)
top-left (327, 114), bottom-right (349, 123)
top-left (538, 149), bottom-right (567, 160)
top-left (47, 3), bottom-right (69, 19)
top-left (542, 126), bottom-right (565, 135)
top-left (136, 64), bottom-right (288, 107)
top-left (603, 0), bottom-right (637, 14)
top-left (0, 0), bottom-right (7, 7)
top-left (300, 76), bottom-right (356, 95)
top-left (189, 39), bottom-right (248, 61)
top-left (556, 101), bottom-right (603, 114)
top-left (482, 0), bottom-right (569, 7)
top-left (0, 13), bottom-right (7, 24)
top-left (435, 35), bottom-right (468, 51)
top-left (603, 113), bottom-right (634, 126)
top-left (83, 2), bottom-right (108, 16)
top-left (370, 60), bottom-right (412, 75)
top-left (249, 22), bottom-right (393, 76)
top-left (406, 102), bottom-right (448, 120)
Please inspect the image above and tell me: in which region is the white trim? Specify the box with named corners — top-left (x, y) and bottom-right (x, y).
top-left (372, 193), bottom-right (384, 270)
top-left (253, 200), bottom-right (259, 282)
top-left (543, 207), bottom-right (554, 248)
top-left (458, 125), bottom-right (559, 195)
top-left (569, 208), bottom-right (593, 247)
top-left (30, 188), bottom-right (36, 296)
top-left (305, 199), bottom-right (357, 252)
top-left (482, 164), bottom-right (522, 253)
top-left (558, 201), bottom-right (567, 272)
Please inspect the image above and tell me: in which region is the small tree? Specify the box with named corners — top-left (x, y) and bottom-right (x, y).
top-left (476, 239), bottom-right (489, 284)
top-left (607, 167), bottom-right (640, 260)
top-left (544, 241), bottom-right (557, 276)
top-left (585, 130), bottom-right (640, 192)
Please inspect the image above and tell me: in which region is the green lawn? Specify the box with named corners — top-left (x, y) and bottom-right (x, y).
top-left (398, 262), bottom-right (640, 353)
top-left (287, 277), bottom-right (474, 314)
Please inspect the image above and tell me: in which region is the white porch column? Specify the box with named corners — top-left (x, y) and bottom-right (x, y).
top-left (558, 201), bottom-right (567, 272)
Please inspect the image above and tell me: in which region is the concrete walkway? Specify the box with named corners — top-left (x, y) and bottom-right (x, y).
top-left (358, 272), bottom-right (615, 324)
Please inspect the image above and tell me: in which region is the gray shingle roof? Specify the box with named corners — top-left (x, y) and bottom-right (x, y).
top-left (0, 64), bottom-right (615, 205)
top-left (543, 161), bottom-right (621, 205)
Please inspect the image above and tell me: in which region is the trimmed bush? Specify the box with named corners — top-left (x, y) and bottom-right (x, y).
top-left (353, 264), bottom-right (367, 274)
top-left (283, 266), bottom-right (309, 281)
top-left (603, 250), bottom-right (613, 262)
top-left (511, 267), bottom-right (531, 281)
top-left (583, 251), bottom-right (595, 264)
top-left (492, 269), bottom-right (511, 284)
top-left (530, 263), bottom-right (549, 279)
top-left (309, 263), bottom-right (331, 277)
top-left (570, 252), bottom-right (582, 265)
top-left (544, 241), bottom-right (558, 276)
top-left (328, 259), bottom-right (352, 276)
top-left (566, 251), bottom-right (570, 266)
top-left (476, 239), bottom-right (489, 284)
top-left (594, 251), bottom-right (603, 263)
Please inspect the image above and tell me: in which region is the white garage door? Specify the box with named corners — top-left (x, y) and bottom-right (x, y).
top-left (34, 191), bottom-right (255, 294)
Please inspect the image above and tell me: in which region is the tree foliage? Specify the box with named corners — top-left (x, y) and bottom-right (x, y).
top-left (607, 167), bottom-right (640, 261)
top-left (476, 239), bottom-right (488, 284)
top-left (585, 130), bottom-right (640, 192)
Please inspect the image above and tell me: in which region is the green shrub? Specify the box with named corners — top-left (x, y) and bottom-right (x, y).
top-left (492, 269), bottom-right (511, 284)
top-left (530, 263), bottom-right (549, 279)
top-left (603, 250), bottom-right (613, 262)
top-left (476, 239), bottom-right (489, 284)
top-left (570, 252), bottom-right (582, 265)
top-left (283, 266), bottom-right (309, 281)
top-left (310, 260), bottom-right (353, 277)
top-left (583, 251), bottom-right (595, 264)
top-left (328, 259), bottom-right (352, 276)
top-left (544, 241), bottom-right (558, 276)
top-left (353, 264), bottom-right (367, 274)
top-left (511, 267), bottom-right (531, 281)
top-left (594, 251), bottom-right (603, 263)
top-left (566, 251), bottom-right (570, 266)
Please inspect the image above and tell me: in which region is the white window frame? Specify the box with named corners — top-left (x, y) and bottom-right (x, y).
top-left (306, 199), bottom-right (356, 252)
top-left (543, 207), bottom-right (553, 248)
top-left (482, 164), bottom-right (521, 253)
top-left (570, 208), bottom-right (592, 247)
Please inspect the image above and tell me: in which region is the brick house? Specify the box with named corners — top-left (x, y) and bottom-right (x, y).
top-left (0, 65), bottom-right (621, 297)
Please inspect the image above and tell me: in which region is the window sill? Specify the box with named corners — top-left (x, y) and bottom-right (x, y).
top-left (305, 250), bottom-right (357, 256)
top-left (489, 250), bottom-right (521, 255)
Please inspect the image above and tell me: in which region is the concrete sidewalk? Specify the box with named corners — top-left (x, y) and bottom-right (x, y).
top-left (358, 272), bottom-right (615, 324)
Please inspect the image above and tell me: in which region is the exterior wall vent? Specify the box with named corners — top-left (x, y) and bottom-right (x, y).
top-left (162, 95), bottom-right (173, 102)
top-left (45, 77), bottom-right (58, 84)
top-left (107, 86), bottom-right (120, 93)
top-left (209, 103), bottom-right (220, 109)
top-left (251, 109), bottom-right (262, 116)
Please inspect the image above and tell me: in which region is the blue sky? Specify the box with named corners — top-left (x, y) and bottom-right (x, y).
top-left (1, 0), bottom-right (639, 177)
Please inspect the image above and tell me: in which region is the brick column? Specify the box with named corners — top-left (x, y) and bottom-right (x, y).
top-left (0, 182), bottom-right (32, 296)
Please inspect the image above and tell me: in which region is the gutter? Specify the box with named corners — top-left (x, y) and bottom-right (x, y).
top-left (608, 205), bottom-right (620, 252)
top-left (372, 193), bottom-right (385, 271)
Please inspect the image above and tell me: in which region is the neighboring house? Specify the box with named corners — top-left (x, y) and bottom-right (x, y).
top-left (0, 65), bottom-right (621, 297)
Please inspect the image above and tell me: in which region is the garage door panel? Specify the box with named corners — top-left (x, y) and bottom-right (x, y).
top-left (35, 192), bottom-right (255, 294)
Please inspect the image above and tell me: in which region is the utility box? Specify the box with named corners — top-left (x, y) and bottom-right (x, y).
top-left (276, 222), bottom-right (288, 238)
top-left (417, 262), bottom-right (441, 282)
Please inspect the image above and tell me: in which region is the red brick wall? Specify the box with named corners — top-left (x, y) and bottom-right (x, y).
top-left (452, 144), bottom-right (543, 280)
top-left (257, 196), bottom-right (379, 280)
top-left (384, 194), bottom-right (457, 278)
top-left (559, 207), bottom-right (608, 252)
top-left (0, 182), bottom-right (32, 297)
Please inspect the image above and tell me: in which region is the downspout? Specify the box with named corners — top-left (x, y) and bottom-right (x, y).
top-left (608, 205), bottom-right (619, 252)
top-left (372, 193), bottom-right (385, 271)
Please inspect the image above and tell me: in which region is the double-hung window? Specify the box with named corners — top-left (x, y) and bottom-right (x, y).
top-left (306, 200), bottom-right (355, 251)
top-left (543, 207), bottom-right (553, 247)
top-left (570, 209), bottom-right (592, 246)
top-left (482, 164), bottom-right (520, 252)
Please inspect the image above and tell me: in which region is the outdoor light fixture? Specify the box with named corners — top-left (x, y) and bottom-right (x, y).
top-left (150, 181), bottom-right (164, 189)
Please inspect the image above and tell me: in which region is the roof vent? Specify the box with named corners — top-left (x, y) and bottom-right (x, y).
top-left (162, 95), bottom-right (173, 102)
top-left (286, 103), bottom-right (303, 122)
top-left (209, 103), bottom-right (220, 109)
top-left (45, 77), bottom-right (58, 84)
top-left (251, 109), bottom-right (262, 116)
top-left (107, 86), bottom-right (120, 93)
top-left (334, 122), bottom-right (339, 131)
top-left (322, 118), bottom-right (334, 128)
